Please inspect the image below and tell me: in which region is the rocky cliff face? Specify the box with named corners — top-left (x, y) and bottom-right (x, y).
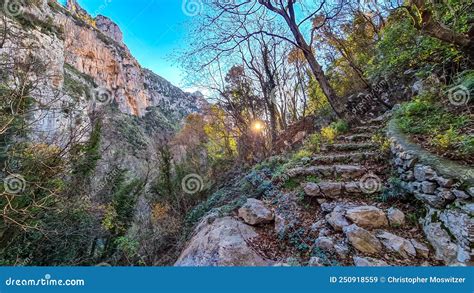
top-left (7, 0), bottom-right (205, 119)
top-left (1, 0), bottom-right (207, 201)
top-left (1, 0), bottom-right (206, 141)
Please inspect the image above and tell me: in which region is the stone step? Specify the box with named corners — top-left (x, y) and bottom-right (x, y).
top-left (303, 181), bottom-right (369, 198)
top-left (326, 142), bottom-right (376, 152)
top-left (361, 115), bottom-right (386, 126)
top-left (311, 152), bottom-right (380, 165)
top-left (287, 165), bottom-right (367, 180)
top-left (338, 133), bottom-right (373, 142)
top-left (352, 125), bottom-right (381, 134)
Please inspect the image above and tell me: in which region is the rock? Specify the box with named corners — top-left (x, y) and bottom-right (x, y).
top-left (311, 219), bottom-right (326, 232)
top-left (318, 182), bottom-right (343, 198)
top-left (404, 158), bottom-right (418, 169)
top-left (238, 198), bottom-right (274, 225)
top-left (175, 217), bottom-right (272, 266)
top-left (326, 208), bottom-right (351, 231)
top-left (453, 190), bottom-right (470, 200)
top-left (410, 239), bottom-right (430, 258)
top-left (457, 248), bottom-right (471, 263)
top-left (273, 262), bottom-right (291, 267)
top-left (414, 165), bottom-right (437, 182)
top-left (376, 231), bottom-right (416, 258)
top-left (308, 257), bottom-right (325, 267)
top-left (343, 224), bottom-right (382, 254)
top-left (304, 182), bottom-right (320, 197)
top-left (318, 228), bottom-right (332, 238)
top-left (334, 242), bottom-right (350, 258)
top-left (345, 206), bottom-right (388, 229)
top-left (274, 213), bottom-right (287, 235)
top-left (435, 176), bottom-right (454, 188)
top-left (421, 181), bottom-right (437, 194)
top-left (314, 237), bottom-right (335, 252)
top-left (320, 202), bottom-right (336, 213)
top-left (467, 187), bottom-right (474, 197)
top-left (402, 170), bottom-right (415, 181)
top-left (95, 15), bottom-right (124, 44)
top-left (409, 181), bottom-right (421, 193)
top-left (414, 192), bottom-right (449, 209)
top-left (335, 165), bottom-right (366, 179)
top-left (438, 209), bottom-right (470, 249)
top-left (436, 188), bottom-right (456, 201)
top-left (286, 257), bottom-right (301, 266)
top-left (316, 198), bottom-right (327, 205)
top-left (423, 222), bottom-right (458, 265)
top-left (344, 182), bottom-right (362, 193)
top-left (353, 256), bottom-right (388, 267)
top-left (387, 207), bottom-right (405, 227)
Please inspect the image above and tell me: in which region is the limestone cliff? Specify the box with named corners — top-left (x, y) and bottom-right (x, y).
top-left (0, 0), bottom-right (207, 200)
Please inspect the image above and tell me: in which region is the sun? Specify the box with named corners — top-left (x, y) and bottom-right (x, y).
top-left (251, 120), bottom-right (265, 133)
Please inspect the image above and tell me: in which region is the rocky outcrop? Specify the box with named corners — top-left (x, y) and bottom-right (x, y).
top-left (95, 15), bottom-right (123, 44)
top-left (175, 216), bottom-right (272, 266)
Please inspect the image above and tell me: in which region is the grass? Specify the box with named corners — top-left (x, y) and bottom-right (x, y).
top-left (395, 94), bottom-right (472, 161)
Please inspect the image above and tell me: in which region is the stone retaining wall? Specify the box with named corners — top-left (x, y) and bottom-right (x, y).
top-left (387, 119), bottom-right (473, 266)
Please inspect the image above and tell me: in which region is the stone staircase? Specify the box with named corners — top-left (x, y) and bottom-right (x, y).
top-left (240, 118), bottom-right (441, 266)
top-left (176, 116), bottom-right (445, 267)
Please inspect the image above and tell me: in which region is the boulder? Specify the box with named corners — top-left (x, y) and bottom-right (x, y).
top-left (238, 198), bottom-right (274, 225)
top-left (376, 231), bottom-right (416, 258)
top-left (326, 208), bottom-right (351, 231)
top-left (345, 206), bottom-right (388, 229)
top-left (387, 207), bottom-right (405, 227)
top-left (175, 217), bottom-right (272, 266)
top-left (343, 224), bottom-right (382, 254)
top-left (410, 239), bottom-right (430, 258)
top-left (353, 256), bottom-right (388, 267)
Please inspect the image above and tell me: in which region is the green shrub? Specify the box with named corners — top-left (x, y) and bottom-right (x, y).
top-left (331, 119), bottom-right (350, 134)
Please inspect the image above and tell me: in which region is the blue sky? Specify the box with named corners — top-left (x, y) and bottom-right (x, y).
top-left (59, 0), bottom-right (190, 88)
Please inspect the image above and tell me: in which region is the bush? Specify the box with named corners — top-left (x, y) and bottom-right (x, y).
top-left (321, 126), bottom-right (337, 143)
top-left (331, 119), bottom-right (350, 134)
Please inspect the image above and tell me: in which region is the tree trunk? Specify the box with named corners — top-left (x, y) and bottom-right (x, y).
top-left (280, 11), bottom-right (341, 118)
